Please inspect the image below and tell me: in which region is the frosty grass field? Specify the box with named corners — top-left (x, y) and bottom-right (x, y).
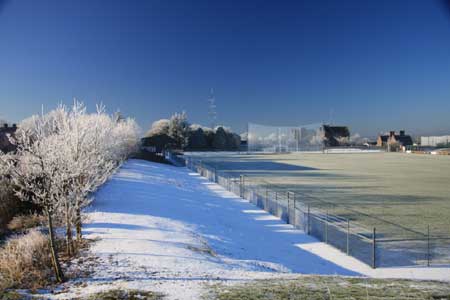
top-left (186, 152), bottom-right (450, 239)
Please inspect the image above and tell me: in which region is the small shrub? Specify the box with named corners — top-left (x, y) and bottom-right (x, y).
top-left (0, 181), bottom-right (19, 234)
top-left (80, 289), bottom-right (164, 300)
top-left (0, 229), bottom-right (53, 290)
top-left (7, 213), bottom-right (45, 232)
top-left (0, 179), bottom-right (41, 237)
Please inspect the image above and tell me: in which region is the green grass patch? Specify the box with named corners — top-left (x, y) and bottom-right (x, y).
top-left (207, 276), bottom-right (450, 300)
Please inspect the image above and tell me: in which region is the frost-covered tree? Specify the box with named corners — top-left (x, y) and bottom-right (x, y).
top-left (0, 102), bottom-right (139, 282)
top-left (0, 110), bottom-right (67, 282)
top-left (146, 119), bottom-right (170, 137)
top-left (113, 110), bottom-right (125, 123)
top-left (74, 110), bottom-right (138, 241)
top-left (50, 102), bottom-right (139, 246)
top-left (168, 112), bottom-right (188, 149)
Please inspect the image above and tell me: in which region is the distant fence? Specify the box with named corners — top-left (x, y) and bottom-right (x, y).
top-left (184, 156), bottom-right (450, 269)
top-left (165, 151), bottom-right (186, 167)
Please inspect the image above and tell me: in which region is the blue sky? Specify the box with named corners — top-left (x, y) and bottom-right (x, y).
top-left (1, 0), bottom-right (450, 137)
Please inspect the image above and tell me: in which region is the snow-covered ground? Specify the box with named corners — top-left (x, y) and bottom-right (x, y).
top-left (50, 159), bottom-right (450, 300)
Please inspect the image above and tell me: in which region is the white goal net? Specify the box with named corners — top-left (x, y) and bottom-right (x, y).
top-left (247, 122), bottom-right (324, 152)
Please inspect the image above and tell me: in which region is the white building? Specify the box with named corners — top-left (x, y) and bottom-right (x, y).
top-left (420, 135), bottom-right (450, 147)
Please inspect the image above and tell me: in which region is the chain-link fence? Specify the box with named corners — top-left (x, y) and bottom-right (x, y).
top-left (247, 122), bottom-right (324, 152)
top-left (185, 156), bottom-right (450, 268)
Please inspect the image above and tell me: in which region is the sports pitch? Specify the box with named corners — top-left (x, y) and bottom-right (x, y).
top-left (190, 152), bottom-right (450, 239)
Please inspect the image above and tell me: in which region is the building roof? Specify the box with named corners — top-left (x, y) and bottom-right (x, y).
top-left (378, 131), bottom-right (413, 146)
top-left (379, 135), bottom-right (389, 142)
top-left (394, 134), bottom-right (413, 146)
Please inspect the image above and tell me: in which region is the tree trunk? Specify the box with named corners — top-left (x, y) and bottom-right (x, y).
top-left (46, 208), bottom-right (65, 283)
top-left (65, 204), bottom-right (74, 256)
top-left (76, 207), bottom-right (82, 242)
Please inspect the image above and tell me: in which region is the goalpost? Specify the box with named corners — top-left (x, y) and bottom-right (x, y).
top-left (247, 122), bottom-right (324, 153)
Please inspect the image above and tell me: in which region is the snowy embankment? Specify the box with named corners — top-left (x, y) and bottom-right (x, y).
top-left (52, 160), bottom-right (449, 300)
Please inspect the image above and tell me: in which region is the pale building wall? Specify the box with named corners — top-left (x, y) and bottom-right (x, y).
top-left (421, 135), bottom-right (450, 147)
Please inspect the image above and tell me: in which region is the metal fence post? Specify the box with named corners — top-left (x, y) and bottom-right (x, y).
top-left (372, 227), bottom-right (376, 269)
top-left (214, 166), bottom-right (217, 183)
top-left (275, 191), bottom-right (278, 216)
top-left (239, 175), bottom-right (243, 198)
top-left (265, 186), bottom-right (267, 210)
top-left (427, 225), bottom-right (430, 267)
top-left (307, 204), bottom-right (311, 235)
top-left (325, 209), bottom-right (328, 243)
top-left (293, 193), bottom-right (296, 227)
top-left (239, 175), bottom-right (242, 198)
top-left (347, 219), bottom-right (350, 255)
top-left (242, 175), bottom-right (245, 199)
top-left (287, 192), bottom-right (291, 224)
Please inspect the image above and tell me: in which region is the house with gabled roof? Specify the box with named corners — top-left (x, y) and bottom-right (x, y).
top-left (377, 130), bottom-right (413, 151)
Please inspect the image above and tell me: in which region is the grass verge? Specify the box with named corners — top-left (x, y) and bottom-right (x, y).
top-left (77, 289), bottom-right (164, 300)
top-left (0, 288), bottom-right (164, 300)
top-left (206, 276), bottom-right (450, 300)
top-left (0, 291), bottom-right (24, 300)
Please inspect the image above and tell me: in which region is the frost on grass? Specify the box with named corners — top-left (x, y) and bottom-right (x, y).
top-left (0, 229), bottom-right (53, 290)
top-left (207, 276), bottom-right (450, 300)
top-left (74, 289), bottom-right (164, 300)
top-left (7, 213), bottom-right (45, 232)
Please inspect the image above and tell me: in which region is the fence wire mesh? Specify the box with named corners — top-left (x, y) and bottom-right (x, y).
top-left (247, 122), bottom-right (324, 152)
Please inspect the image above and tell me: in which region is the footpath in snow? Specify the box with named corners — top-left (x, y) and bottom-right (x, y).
top-left (52, 159), bottom-right (450, 300)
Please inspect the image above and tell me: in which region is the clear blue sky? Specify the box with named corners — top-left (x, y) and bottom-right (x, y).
top-left (1, 0), bottom-right (450, 137)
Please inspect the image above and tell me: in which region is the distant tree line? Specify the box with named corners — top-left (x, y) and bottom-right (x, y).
top-left (436, 142), bottom-right (450, 148)
top-left (142, 112), bottom-right (241, 152)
